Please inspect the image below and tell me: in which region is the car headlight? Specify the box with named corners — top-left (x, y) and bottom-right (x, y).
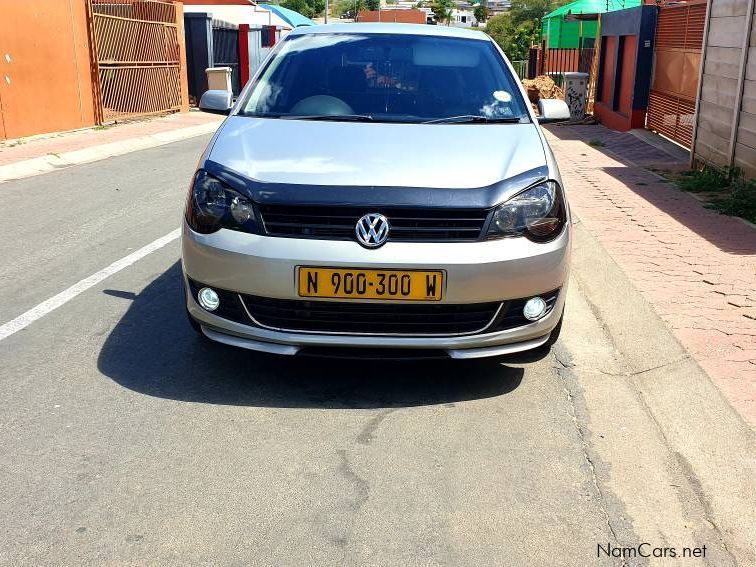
top-left (185, 170), bottom-right (259, 234)
top-left (488, 181), bottom-right (566, 242)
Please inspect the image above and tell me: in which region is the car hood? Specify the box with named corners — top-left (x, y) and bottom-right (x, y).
top-left (208, 116), bottom-right (546, 189)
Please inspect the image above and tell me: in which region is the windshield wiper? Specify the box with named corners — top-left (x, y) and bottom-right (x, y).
top-left (422, 115), bottom-right (525, 124)
top-left (279, 114), bottom-right (375, 122)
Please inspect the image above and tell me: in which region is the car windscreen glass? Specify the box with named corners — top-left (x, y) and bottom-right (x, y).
top-left (240, 33), bottom-right (529, 123)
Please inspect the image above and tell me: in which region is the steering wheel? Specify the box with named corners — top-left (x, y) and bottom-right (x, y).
top-left (289, 95), bottom-right (354, 116)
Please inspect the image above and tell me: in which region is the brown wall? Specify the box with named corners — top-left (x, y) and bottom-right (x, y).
top-left (0, 0), bottom-right (97, 140)
top-left (357, 10), bottom-right (427, 24)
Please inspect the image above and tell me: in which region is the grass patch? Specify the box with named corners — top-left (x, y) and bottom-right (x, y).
top-left (676, 167), bottom-right (756, 224)
top-left (588, 139), bottom-right (606, 147)
top-left (706, 179), bottom-right (756, 224)
top-left (677, 168), bottom-right (729, 193)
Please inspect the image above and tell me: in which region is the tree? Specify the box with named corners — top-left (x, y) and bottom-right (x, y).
top-left (281, 0), bottom-right (325, 18)
top-left (336, 0), bottom-right (364, 17)
top-left (484, 0), bottom-right (565, 62)
top-left (485, 13), bottom-right (536, 61)
top-left (508, 0), bottom-right (551, 26)
top-left (431, 0), bottom-right (454, 25)
top-left (473, 4), bottom-right (488, 23)
top-left (365, 0), bottom-right (380, 9)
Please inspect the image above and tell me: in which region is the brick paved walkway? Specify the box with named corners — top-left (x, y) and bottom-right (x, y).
top-left (0, 111), bottom-right (221, 167)
top-left (546, 124), bottom-right (756, 426)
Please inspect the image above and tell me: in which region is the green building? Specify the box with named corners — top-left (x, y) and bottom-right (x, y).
top-left (541, 0), bottom-right (642, 48)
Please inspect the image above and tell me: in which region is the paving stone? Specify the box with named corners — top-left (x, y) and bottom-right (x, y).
top-left (546, 124), bottom-right (756, 426)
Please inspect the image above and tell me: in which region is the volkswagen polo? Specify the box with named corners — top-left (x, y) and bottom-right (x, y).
top-left (182, 24), bottom-right (572, 359)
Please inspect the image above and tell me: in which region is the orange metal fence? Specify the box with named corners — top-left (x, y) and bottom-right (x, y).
top-left (646, 1), bottom-right (707, 148)
top-left (537, 48), bottom-right (595, 77)
top-left (88, 0), bottom-right (185, 122)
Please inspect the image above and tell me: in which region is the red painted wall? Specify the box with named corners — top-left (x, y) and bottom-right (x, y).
top-left (599, 36), bottom-right (617, 105)
top-left (595, 35), bottom-right (646, 131)
top-left (618, 35), bottom-right (637, 115)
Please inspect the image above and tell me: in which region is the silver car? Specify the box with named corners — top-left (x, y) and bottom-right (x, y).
top-left (183, 24), bottom-right (572, 359)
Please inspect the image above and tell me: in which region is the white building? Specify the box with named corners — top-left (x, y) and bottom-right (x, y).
top-left (451, 8), bottom-right (477, 27)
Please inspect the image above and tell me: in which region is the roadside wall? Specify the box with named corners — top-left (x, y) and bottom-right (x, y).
top-left (691, 0), bottom-right (756, 178)
top-left (0, 0), bottom-right (97, 140)
top-left (357, 10), bottom-right (426, 24)
top-left (594, 6), bottom-right (657, 131)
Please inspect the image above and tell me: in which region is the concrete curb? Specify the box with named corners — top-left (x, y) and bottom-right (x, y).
top-left (571, 220), bottom-right (756, 565)
top-left (0, 122), bottom-right (221, 184)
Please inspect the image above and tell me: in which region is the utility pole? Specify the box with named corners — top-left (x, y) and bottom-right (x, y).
top-left (325, 0), bottom-right (329, 23)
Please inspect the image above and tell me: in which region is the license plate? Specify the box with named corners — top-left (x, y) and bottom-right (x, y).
top-left (298, 267), bottom-right (443, 301)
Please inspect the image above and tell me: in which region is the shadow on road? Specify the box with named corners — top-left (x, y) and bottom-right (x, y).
top-left (97, 262), bottom-right (524, 408)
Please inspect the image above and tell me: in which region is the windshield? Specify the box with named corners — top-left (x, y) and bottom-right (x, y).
top-left (240, 33), bottom-right (530, 123)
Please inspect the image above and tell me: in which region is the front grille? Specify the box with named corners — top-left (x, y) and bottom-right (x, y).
top-left (188, 277), bottom-right (561, 337)
top-left (241, 295), bottom-right (501, 335)
top-left (258, 204), bottom-right (490, 242)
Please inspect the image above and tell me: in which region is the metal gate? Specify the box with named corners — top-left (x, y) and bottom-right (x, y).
top-left (538, 48), bottom-right (596, 77)
top-left (88, 0), bottom-right (183, 122)
top-left (646, 1), bottom-right (707, 148)
top-left (212, 25), bottom-right (241, 96)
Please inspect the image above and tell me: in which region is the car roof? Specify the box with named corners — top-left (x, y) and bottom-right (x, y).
top-left (287, 23), bottom-right (490, 41)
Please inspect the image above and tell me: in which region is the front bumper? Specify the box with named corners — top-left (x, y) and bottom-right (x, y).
top-left (182, 221), bottom-right (570, 358)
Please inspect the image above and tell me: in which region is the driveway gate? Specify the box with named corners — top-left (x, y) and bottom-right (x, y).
top-left (88, 0), bottom-right (184, 122)
top-left (646, 1), bottom-right (707, 148)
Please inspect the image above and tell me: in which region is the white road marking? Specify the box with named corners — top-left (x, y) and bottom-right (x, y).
top-left (0, 228), bottom-right (181, 342)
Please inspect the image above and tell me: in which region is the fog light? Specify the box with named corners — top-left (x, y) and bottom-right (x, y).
top-left (523, 297), bottom-right (547, 321)
top-left (198, 287), bottom-right (220, 311)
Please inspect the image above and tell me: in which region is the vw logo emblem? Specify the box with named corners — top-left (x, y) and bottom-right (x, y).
top-left (355, 213), bottom-right (390, 248)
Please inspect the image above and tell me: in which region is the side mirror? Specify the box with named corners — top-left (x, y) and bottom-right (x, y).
top-left (537, 99), bottom-right (571, 124)
top-left (199, 90), bottom-right (233, 115)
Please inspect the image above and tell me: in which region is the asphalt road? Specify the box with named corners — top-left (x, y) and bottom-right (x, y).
top-left (0, 136), bottom-right (753, 566)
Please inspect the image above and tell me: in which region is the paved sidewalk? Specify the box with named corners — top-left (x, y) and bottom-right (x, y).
top-left (0, 111), bottom-right (223, 182)
top-left (546, 124), bottom-right (756, 426)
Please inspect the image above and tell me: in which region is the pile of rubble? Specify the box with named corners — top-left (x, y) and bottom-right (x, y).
top-left (522, 75), bottom-right (564, 104)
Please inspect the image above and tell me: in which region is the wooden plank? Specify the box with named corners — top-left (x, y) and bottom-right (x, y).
top-left (707, 16), bottom-right (747, 48)
top-left (704, 46), bottom-right (743, 78)
top-left (711, 0), bottom-right (750, 17)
